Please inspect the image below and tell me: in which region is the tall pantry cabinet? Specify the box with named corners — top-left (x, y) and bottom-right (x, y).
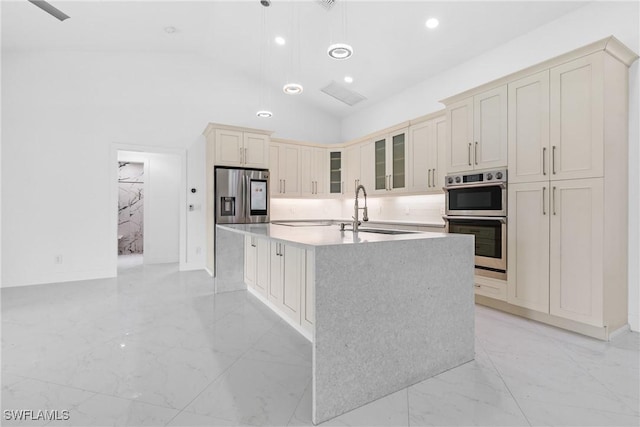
top-left (505, 38), bottom-right (637, 337)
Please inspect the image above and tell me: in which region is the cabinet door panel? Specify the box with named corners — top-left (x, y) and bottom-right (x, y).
top-left (314, 148), bottom-right (327, 196)
top-left (282, 145), bottom-right (300, 196)
top-left (549, 179), bottom-right (604, 326)
top-left (268, 242), bottom-right (283, 307)
top-left (433, 115), bottom-right (446, 190)
top-left (329, 151), bottom-right (343, 195)
top-left (508, 71), bottom-right (550, 183)
top-left (244, 236), bottom-right (256, 288)
top-left (550, 54), bottom-right (604, 180)
top-left (345, 145), bottom-right (361, 195)
top-left (255, 238), bottom-right (270, 297)
top-left (243, 133), bottom-right (269, 168)
top-left (507, 182), bottom-right (550, 312)
top-left (408, 121), bottom-right (430, 192)
top-left (374, 137), bottom-right (387, 192)
top-left (281, 245), bottom-right (302, 323)
top-left (359, 141), bottom-right (375, 192)
top-left (446, 98), bottom-right (474, 173)
top-left (302, 250), bottom-right (314, 332)
top-left (214, 129), bottom-right (243, 166)
top-left (300, 147), bottom-right (314, 196)
top-left (269, 145), bottom-right (281, 197)
top-left (475, 85), bottom-right (508, 170)
top-left (390, 129), bottom-right (407, 190)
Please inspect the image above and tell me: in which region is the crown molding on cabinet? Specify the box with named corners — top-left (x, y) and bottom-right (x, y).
top-left (203, 122), bottom-right (274, 137)
top-left (440, 35), bottom-right (639, 106)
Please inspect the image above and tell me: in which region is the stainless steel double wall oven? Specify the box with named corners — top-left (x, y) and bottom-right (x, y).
top-left (443, 169), bottom-right (507, 279)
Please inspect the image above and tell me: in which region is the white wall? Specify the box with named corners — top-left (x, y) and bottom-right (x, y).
top-left (1, 50), bottom-right (340, 287)
top-left (341, 1), bottom-right (640, 331)
top-left (185, 137), bottom-right (207, 270)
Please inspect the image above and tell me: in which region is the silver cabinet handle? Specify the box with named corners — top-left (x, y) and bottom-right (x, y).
top-left (427, 169), bottom-right (431, 188)
top-left (552, 146), bottom-right (557, 175)
top-left (468, 143), bottom-right (472, 166)
top-left (552, 186), bottom-right (557, 215)
top-left (542, 186), bottom-right (547, 215)
top-left (432, 169), bottom-right (436, 187)
top-left (542, 147), bottom-right (547, 176)
top-left (474, 141), bottom-right (478, 165)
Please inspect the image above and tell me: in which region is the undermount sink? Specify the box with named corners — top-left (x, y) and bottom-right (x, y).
top-left (350, 228), bottom-right (415, 235)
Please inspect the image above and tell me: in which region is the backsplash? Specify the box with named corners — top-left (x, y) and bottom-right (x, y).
top-left (271, 194), bottom-right (445, 224)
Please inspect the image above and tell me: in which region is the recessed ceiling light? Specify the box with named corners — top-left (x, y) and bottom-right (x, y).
top-left (283, 83), bottom-right (303, 95)
top-left (344, 76), bottom-right (354, 84)
top-left (256, 110), bottom-right (273, 118)
top-left (275, 36), bottom-right (286, 46)
top-left (164, 26), bottom-right (177, 34)
top-left (425, 18), bottom-right (439, 29)
top-left (327, 43), bottom-right (354, 60)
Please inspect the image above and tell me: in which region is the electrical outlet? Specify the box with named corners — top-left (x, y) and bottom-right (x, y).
top-left (54, 255), bottom-right (63, 264)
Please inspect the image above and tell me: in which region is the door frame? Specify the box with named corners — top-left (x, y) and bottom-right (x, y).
top-left (109, 143), bottom-right (187, 274)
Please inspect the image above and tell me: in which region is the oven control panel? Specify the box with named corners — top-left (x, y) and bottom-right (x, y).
top-left (445, 169), bottom-right (507, 187)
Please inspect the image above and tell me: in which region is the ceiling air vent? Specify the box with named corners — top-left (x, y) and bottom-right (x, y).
top-left (316, 0), bottom-right (336, 11)
top-left (320, 81), bottom-right (367, 107)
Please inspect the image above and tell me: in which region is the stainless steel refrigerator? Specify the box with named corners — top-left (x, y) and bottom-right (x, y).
top-left (215, 167), bottom-right (270, 224)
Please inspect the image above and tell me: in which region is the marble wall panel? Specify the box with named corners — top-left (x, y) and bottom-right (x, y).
top-left (118, 162), bottom-right (144, 255)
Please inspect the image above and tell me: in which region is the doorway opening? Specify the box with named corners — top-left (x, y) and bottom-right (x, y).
top-left (118, 161), bottom-right (145, 269)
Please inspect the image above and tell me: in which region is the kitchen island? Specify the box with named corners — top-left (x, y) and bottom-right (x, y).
top-left (216, 223), bottom-right (475, 424)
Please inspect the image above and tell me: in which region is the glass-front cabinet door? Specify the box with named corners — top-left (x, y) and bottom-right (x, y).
top-left (391, 132), bottom-right (406, 189)
top-left (372, 129), bottom-right (407, 193)
top-left (329, 150), bottom-right (342, 195)
top-left (375, 137), bottom-right (387, 191)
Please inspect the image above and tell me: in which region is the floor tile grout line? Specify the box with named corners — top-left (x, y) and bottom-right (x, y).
top-left (286, 378), bottom-right (312, 426)
top-left (476, 337), bottom-right (533, 427)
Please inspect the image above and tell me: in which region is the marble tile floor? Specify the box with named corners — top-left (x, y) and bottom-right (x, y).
top-left (2, 262), bottom-right (639, 427)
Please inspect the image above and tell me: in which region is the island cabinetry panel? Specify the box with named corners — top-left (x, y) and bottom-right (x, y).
top-left (270, 142), bottom-right (300, 197)
top-left (371, 128), bottom-right (408, 194)
top-left (212, 128), bottom-right (269, 168)
top-left (408, 114), bottom-right (445, 193)
top-left (300, 146), bottom-right (328, 197)
top-left (255, 237), bottom-right (270, 297)
top-left (508, 179), bottom-right (604, 326)
top-left (446, 85), bottom-right (507, 173)
top-left (268, 241), bottom-right (305, 325)
top-left (244, 235), bottom-right (257, 287)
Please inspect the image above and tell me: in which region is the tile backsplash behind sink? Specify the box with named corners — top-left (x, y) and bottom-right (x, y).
top-left (271, 194), bottom-right (445, 225)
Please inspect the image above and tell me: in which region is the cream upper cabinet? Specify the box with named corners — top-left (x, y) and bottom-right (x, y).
top-left (446, 86), bottom-right (507, 173)
top-left (508, 71), bottom-right (550, 183)
top-left (359, 140), bottom-right (375, 193)
top-left (507, 182), bottom-right (550, 312)
top-left (372, 128), bottom-right (408, 193)
top-left (550, 54), bottom-right (604, 180)
top-left (213, 128), bottom-right (269, 168)
top-left (344, 144), bottom-right (361, 195)
top-left (408, 115), bottom-right (445, 193)
top-left (300, 147), bottom-right (327, 197)
top-left (270, 143), bottom-right (300, 197)
top-left (549, 178), bottom-right (604, 327)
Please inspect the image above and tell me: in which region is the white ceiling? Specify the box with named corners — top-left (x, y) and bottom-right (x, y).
top-left (2, 0), bottom-right (589, 119)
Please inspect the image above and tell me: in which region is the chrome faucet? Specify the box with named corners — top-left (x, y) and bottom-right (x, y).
top-left (353, 184), bottom-right (369, 232)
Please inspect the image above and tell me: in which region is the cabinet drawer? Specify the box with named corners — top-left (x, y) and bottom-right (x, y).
top-left (474, 276), bottom-right (507, 301)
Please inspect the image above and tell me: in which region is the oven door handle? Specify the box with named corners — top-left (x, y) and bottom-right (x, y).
top-left (443, 182), bottom-right (506, 191)
top-left (443, 215), bottom-right (507, 224)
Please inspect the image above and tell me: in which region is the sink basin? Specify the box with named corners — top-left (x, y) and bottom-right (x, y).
top-left (352, 228), bottom-right (415, 235)
top-left (271, 221), bottom-right (333, 227)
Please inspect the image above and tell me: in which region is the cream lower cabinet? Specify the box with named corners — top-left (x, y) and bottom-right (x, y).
top-left (244, 236), bottom-right (269, 298)
top-left (269, 241), bottom-right (306, 325)
top-left (244, 236), bottom-right (257, 288)
top-left (508, 179), bottom-right (605, 327)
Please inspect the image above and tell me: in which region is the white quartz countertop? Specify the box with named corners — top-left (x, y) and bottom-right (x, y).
top-left (217, 223), bottom-right (448, 248)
